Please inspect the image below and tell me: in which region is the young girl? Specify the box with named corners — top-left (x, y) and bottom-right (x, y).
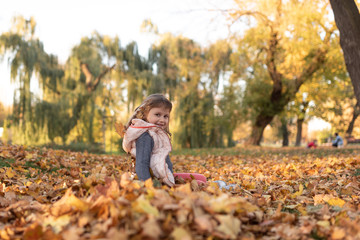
top-left (119, 94), bottom-right (206, 187)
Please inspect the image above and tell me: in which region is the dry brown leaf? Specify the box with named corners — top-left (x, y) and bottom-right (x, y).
top-left (23, 222), bottom-right (43, 240)
top-left (142, 216), bottom-right (163, 239)
top-left (114, 122), bottom-right (125, 137)
top-left (215, 214), bottom-right (241, 239)
top-left (170, 227), bottom-right (192, 240)
top-left (194, 215), bottom-right (214, 232)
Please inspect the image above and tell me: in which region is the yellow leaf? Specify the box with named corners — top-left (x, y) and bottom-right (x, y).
top-left (43, 215), bottom-right (71, 234)
top-left (317, 220), bottom-right (330, 228)
top-left (216, 215), bottom-right (241, 239)
top-left (326, 197), bottom-right (345, 208)
top-left (291, 184), bottom-right (303, 198)
top-left (67, 194), bottom-right (89, 212)
top-left (296, 205), bottom-right (307, 216)
top-left (175, 183), bottom-right (192, 195)
top-left (6, 168), bottom-right (15, 178)
top-left (144, 178), bottom-right (154, 189)
top-left (170, 227), bottom-right (192, 240)
top-left (210, 194), bottom-right (258, 214)
top-left (0, 228), bottom-right (12, 240)
top-left (132, 195), bottom-right (159, 216)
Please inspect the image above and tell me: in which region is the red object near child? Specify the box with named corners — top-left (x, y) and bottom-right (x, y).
top-left (307, 141), bottom-right (317, 148)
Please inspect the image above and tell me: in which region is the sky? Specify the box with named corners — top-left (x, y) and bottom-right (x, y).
top-left (0, 0), bottom-right (331, 132)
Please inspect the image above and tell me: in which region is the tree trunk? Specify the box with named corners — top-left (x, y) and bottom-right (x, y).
top-left (60, 64), bottom-right (115, 141)
top-left (102, 114), bottom-right (106, 151)
top-left (247, 115), bottom-right (274, 145)
top-left (330, 0), bottom-right (360, 103)
top-left (295, 101), bottom-right (308, 147)
top-left (346, 101), bottom-right (360, 137)
top-left (88, 98), bottom-right (95, 143)
top-left (295, 118), bottom-right (304, 146)
top-left (281, 117), bottom-right (289, 147)
top-left (227, 131), bottom-right (235, 147)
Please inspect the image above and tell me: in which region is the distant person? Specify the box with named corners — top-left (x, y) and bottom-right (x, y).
top-left (307, 140), bottom-right (317, 148)
top-left (332, 133), bottom-right (344, 148)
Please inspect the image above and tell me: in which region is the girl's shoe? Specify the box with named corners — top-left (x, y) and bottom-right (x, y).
top-left (213, 180), bottom-right (239, 190)
top-left (213, 180), bottom-right (227, 188)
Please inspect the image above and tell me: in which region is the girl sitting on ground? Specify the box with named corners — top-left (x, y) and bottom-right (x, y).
top-left (117, 93), bottom-right (206, 187)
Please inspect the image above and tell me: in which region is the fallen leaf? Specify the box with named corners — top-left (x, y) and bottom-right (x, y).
top-left (331, 227), bottom-right (346, 240)
top-left (142, 216), bottom-right (162, 239)
top-left (170, 227), bottom-right (192, 240)
top-left (326, 198), bottom-right (345, 208)
top-left (5, 168), bottom-right (16, 178)
top-left (23, 222), bottom-right (43, 240)
top-left (215, 215), bottom-right (241, 239)
top-left (132, 195), bottom-right (159, 217)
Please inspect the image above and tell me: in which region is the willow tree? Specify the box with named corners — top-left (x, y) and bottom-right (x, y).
top-left (203, 40), bottom-right (235, 147)
top-left (0, 102), bottom-right (6, 127)
top-left (32, 32), bottom-right (119, 144)
top-left (0, 17), bottom-right (37, 133)
top-left (0, 16), bottom-right (64, 144)
top-left (148, 39), bottom-right (180, 101)
top-left (122, 41), bottom-right (153, 111)
top-left (153, 34), bottom-right (206, 148)
top-left (228, 0), bottom-right (336, 145)
top-left (56, 33), bottom-right (117, 143)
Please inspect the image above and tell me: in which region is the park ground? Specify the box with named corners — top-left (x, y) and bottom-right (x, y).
top-left (0, 143), bottom-right (360, 239)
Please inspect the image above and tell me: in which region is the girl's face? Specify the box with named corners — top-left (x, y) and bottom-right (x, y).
top-left (146, 106), bottom-right (170, 130)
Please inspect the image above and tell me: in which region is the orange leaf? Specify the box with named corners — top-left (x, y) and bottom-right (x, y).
top-left (23, 223), bottom-right (43, 240)
top-left (114, 122), bottom-right (125, 137)
top-left (331, 227), bottom-right (346, 239)
top-left (5, 168), bottom-right (15, 178)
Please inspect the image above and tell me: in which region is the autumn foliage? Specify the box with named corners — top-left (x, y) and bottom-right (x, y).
top-left (1, 143), bottom-right (360, 239)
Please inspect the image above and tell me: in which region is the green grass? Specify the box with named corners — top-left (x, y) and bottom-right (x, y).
top-left (0, 157), bottom-right (67, 178)
top-left (353, 168), bottom-right (360, 176)
top-left (310, 230), bottom-right (327, 240)
top-left (0, 158), bottom-right (15, 168)
top-left (170, 145), bottom-right (360, 158)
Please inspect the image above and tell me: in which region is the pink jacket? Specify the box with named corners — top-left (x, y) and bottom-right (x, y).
top-left (122, 119), bottom-right (175, 187)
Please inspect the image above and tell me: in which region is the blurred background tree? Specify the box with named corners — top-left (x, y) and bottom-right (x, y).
top-left (1, 0), bottom-right (359, 150)
top-left (226, 0), bottom-right (337, 145)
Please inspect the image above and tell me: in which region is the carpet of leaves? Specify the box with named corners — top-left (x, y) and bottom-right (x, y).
top-left (1, 143), bottom-right (360, 240)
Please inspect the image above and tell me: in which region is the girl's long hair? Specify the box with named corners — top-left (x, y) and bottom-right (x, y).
top-left (124, 94), bottom-right (172, 135)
